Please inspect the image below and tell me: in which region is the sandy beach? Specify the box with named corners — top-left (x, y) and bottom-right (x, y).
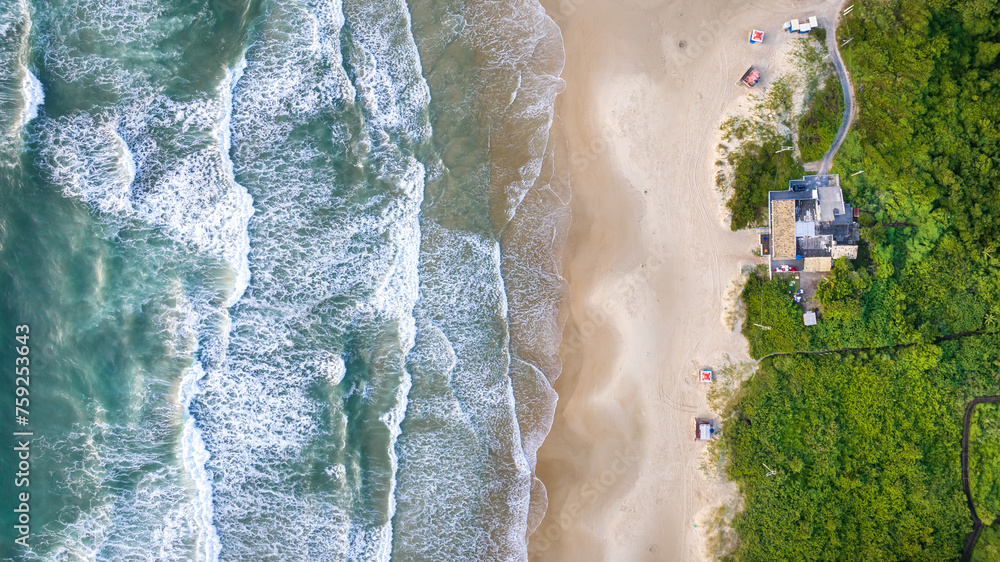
top-left (530, 0), bottom-right (845, 560)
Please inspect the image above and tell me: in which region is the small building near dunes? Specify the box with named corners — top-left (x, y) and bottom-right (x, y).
top-left (766, 174), bottom-right (859, 279)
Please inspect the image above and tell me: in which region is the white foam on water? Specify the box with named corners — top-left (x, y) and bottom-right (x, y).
top-left (29, 402), bottom-right (207, 561)
top-left (0, 0), bottom-right (33, 154)
top-left (35, 112), bottom-right (137, 217)
top-left (217, 56), bottom-right (253, 307)
top-left (20, 68), bottom-right (43, 127)
top-left (27, 0), bottom-right (567, 559)
top-left (171, 58), bottom-right (257, 561)
top-left (179, 362), bottom-right (222, 562)
top-left (114, 126), bottom-right (137, 187)
top-left (117, 94), bottom-right (255, 275)
top-left (186, 0), bottom-right (436, 557)
top-left (455, 1), bottom-right (569, 556)
top-left (36, 91), bottom-right (254, 284)
top-left (16, 0), bottom-right (42, 130)
top-left (37, 0), bottom-right (190, 99)
top-left (342, 0), bottom-right (430, 143)
top-left (389, 221), bottom-right (535, 560)
top-left (32, 57), bottom-right (256, 561)
top-left (158, 285), bottom-right (223, 561)
top-left (466, 0), bottom-right (566, 226)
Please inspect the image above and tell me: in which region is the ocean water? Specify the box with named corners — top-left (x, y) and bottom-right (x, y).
top-left (0, 0), bottom-right (567, 560)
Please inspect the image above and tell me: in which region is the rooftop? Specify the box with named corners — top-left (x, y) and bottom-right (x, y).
top-left (817, 185), bottom-right (846, 221)
top-left (798, 234), bottom-right (832, 257)
top-left (767, 175), bottom-right (859, 264)
top-left (771, 199), bottom-right (797, 260)
top-left (788, 174), bottom-right (838, 192)
top-left (795, 199), bottom-right (818, 222)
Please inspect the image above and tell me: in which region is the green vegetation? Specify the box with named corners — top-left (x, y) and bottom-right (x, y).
top-left (722, 349), bottom-right (966, 560)
top-left (973, 525), bottom-right (1000, 561)
top-left (725, 141), bottom-right (804, 230)
top-left (970, 403), bottom-right (1000, 524)
top-left (790, 32), bottom-right (832, 90)
top-left (719, 0), bottom-right (1000, 558)
top-left (811, 27), bottom-right (827, 45)
top-left (721, 35), bottom-right (836, 230)
top-left (720, 80), bottom-right (805, 230)
top-left (740, 270), bottom-right (808, 357)
top-left (797, 77), bottom-right (845, 162)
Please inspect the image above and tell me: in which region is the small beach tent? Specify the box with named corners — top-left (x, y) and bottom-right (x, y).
top-left (700, 369), bottom-right (713, 383)
top-left (741, 67), bottom-right (761, 87)
top-left (799, 22), bottom-right (812, 33)
top-left (790, 19), bottom-right (799, 32)
top-left (696, 420), bottom-right (714, 441)
top-left (783, 21), bottom-right (791, 31)
top-left (749, 29), bottom-right (764, 44)
top-left (809, 16), bottom-right (818, 28)
top-left (804, 311), bottom-right (817, 326)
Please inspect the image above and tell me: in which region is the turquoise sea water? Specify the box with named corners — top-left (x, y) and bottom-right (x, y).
top-left (0, 0), bottom-right (568, 559)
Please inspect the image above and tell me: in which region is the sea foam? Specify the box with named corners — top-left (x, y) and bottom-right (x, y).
top-left (20, 69), bottom-right (43, 127)
top-left (190, 0), bottom-right (428, 558)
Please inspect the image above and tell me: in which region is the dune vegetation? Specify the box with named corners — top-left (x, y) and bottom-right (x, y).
top-left (719, 0), bottom-right (1000, 558)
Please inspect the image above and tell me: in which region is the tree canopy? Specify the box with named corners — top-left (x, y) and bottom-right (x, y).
top-left (722, 0), bottom-right (1000, 558)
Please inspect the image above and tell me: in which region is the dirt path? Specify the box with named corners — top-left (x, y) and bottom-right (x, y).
top-left (960, 396), bottom-right (1000, 562)
top-left (754, 329), bottom-right (1000, 365)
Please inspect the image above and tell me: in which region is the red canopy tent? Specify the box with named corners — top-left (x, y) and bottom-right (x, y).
top-left (741, 67), bottom-right (761, 87)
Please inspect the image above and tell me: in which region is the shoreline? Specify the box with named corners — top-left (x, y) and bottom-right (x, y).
top-left (530, 0), bottom-right (845, 559)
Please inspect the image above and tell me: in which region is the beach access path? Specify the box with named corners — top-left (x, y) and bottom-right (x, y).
top-left (819, 10), bottom-right (857, 174)
top-left (805, 8), bottom-right (857, 175)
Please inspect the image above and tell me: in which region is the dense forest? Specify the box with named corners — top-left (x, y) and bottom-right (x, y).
top-left (974, 525), bottom-right (1000, 560)
top-left (970, 403), bottom-right (1000, 524)
top-left (721, 0), bottom-right (1000, 559)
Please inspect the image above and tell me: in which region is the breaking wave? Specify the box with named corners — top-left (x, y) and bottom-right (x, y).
top-left (17, 0), bottom-right (567, 559)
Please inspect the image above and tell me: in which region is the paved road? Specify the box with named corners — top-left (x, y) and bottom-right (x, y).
top-left (802, 13), bottom-right (857, 174)
top-left (818, 15), bottom-right (857, 175)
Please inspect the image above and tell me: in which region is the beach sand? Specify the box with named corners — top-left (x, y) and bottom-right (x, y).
top-left (530, 0), bottom-right (844, 560)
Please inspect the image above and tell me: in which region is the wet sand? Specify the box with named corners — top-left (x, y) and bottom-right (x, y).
top-left (530, 0), bottom-right (844, 559)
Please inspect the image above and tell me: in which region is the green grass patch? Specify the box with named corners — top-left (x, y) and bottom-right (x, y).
top-left (971, 402), bottom-right (1000, 524)
top-left (739, 268), bottom-right (809, 358)
top-left (719, 77), bottom-right (805, 231)
top-left (725, 140), bottom-right (805, 230)
top-left (797, 76), bottom-right (845, 162)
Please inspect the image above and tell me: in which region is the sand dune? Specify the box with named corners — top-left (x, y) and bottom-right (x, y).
top-left (531, 0), bottom-right (845, 559)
